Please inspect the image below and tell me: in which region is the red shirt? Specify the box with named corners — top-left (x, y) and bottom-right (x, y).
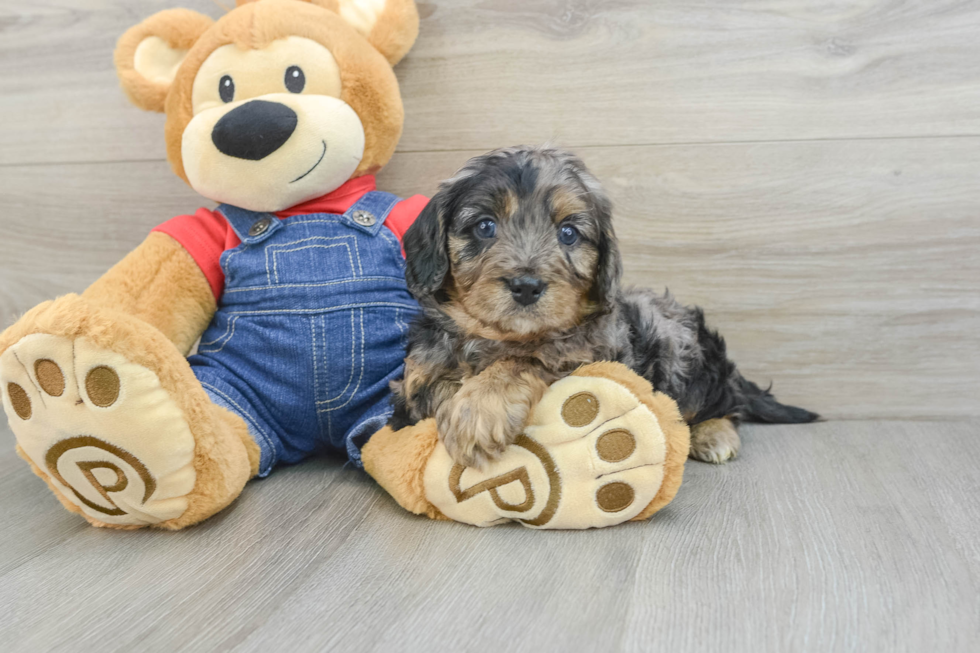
top-left (152, 176), bottom-right (427, 299)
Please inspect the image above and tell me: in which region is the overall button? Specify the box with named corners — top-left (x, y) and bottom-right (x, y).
top-left (352, 210), bottom-right (376, 227)
top-left (249, 217), bottom-right (273, 237)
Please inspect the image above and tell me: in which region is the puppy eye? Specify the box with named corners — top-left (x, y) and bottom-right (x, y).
top-left (285, 66), bottom-right (305, 93)
top-left (558, 224), bottom-right (579, 246)
top-left (474, 219), bottom-right (497, 239)
top-left (219, 75), bottom-right (235, 103)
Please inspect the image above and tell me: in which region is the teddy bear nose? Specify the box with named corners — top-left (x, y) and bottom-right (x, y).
top-left (211, 100), bottom-right (298, 161)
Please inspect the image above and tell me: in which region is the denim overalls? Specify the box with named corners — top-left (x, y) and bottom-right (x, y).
top-left (187, 192), bottom-right (419, 476)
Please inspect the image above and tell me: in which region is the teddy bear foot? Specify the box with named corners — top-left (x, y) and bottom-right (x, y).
top-left (364, 362), bottom-right (691, 529)
top-left (2, 333), bottom-right (197, 527)
top-left (0, 298), bottom-right (256, 529)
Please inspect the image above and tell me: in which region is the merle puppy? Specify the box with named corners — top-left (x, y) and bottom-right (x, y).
top-left (390, 146), bottom-right (816, 467)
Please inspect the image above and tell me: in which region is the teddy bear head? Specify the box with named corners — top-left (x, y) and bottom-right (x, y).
top-left (114, 0), bottom-right (418, 212)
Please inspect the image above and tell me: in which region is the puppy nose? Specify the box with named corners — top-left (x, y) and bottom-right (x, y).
top-left (506, 276), bottom-right (547, 306)
top-left (211, 100), bottom-right (298, 161)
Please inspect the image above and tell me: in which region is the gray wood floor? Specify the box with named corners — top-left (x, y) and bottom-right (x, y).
top-left (1, 420), bottom-right (978, 651)
top-left (2, 0), bottom-right (979, 651)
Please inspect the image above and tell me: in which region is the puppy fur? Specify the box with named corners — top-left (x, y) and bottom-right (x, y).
top-left (391, 146), bottom-right (817, 467)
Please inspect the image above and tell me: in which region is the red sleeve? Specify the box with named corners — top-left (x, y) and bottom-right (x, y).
top-left (384, 195), bottom-right (428, 250)
top-left (152, 208), bottom-right (239, 299)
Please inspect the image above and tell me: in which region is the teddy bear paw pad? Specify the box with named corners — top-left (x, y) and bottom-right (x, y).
top-left (1, 334), bottom-right (196, 526)
top-left (424, 375), bottom-right (667, 529)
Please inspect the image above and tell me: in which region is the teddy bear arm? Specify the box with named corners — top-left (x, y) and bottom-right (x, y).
top-left (81, 232), bottom-right (216, 356)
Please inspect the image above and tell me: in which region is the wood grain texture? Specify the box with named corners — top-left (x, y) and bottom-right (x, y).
top-left (1, 0), bottom-right (978, 419)
top-left (1, 420), bottom-right (977, 652)
top-left (2, 137), bottom-right (978, 418)
top-left (6, 1), bottom-right (980, 164)
top-left (2, 1), bottom-right (979, 650)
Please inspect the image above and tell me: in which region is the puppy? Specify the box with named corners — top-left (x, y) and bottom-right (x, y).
top-left (390, 146), bottom-right (817, 467)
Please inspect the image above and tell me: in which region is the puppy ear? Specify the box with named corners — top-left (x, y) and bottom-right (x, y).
top-left (115, 9), bottom-right (213, 112)
top-left (590, 193), bottom-right (623, 307)
top-left (404, 196), bottom-right (449, 301)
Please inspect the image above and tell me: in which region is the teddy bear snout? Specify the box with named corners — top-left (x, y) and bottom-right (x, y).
top-left (211, 99), bottom-right (298, 161)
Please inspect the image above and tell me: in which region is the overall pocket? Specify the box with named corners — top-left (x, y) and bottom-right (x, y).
top-left (197, 313), bottom-right (240, 354)
top-left (312, 309), bottom-right (365, 420)
top-left (264, 234), bottom-right (363, 286)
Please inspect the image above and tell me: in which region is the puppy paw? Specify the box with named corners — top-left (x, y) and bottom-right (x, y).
top-left (434, 361), bottom-right (548, 468)
top-left (436, 384), bottom-right (530, 469)
top-left (689, 418), bottom-right (740, 464)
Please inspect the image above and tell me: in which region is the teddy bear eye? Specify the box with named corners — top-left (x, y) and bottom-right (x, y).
top-left (219, 75), bottom-right (235, 103)
top-left (285, 66), bottom-right (305, 93)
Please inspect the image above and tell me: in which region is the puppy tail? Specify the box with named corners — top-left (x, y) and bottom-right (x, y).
top-left (737, 376), bottom-right (819, 424)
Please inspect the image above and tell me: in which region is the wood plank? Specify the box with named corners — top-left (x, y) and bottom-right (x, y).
top-left (1, 420), bottom-right (977, 651)
top-left (6, 0), bottom-right (980, 164)
top-left (2, 138), bottom-right (977, 418)
top-left (0, 0), bottom-right (198, 166)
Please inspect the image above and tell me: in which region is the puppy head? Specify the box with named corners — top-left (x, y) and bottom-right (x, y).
top-left (405, 146), bottom-right (622, 338)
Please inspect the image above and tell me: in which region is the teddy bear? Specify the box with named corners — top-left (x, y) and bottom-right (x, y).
top-left (0, 0), bottom-right (690, 530)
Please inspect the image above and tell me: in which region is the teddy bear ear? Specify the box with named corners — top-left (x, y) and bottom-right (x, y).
top-left (234, 0), bottom-right (419, 65)
top-left (319, 0), bottom-right (420, 66)
top-left (115, 9), bottom-right (214, 113)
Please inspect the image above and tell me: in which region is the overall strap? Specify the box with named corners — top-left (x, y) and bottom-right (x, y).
top-left (216, 204), bottom-right (283, 245)
top-left (340, 191), bottom-right (400, 237)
